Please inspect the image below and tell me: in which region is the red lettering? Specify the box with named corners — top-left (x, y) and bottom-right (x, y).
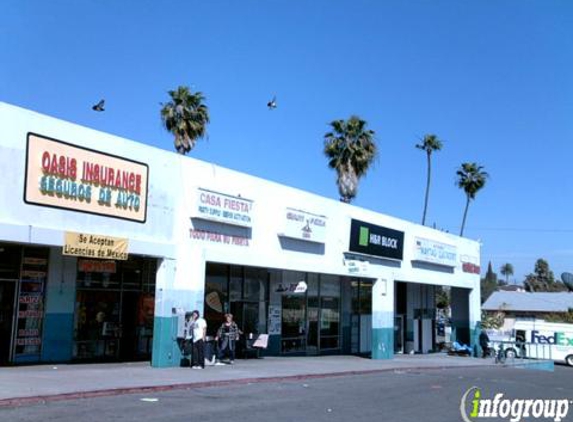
top-left (129, 173), bottom-right (135, 192)
top-left (122, 171), bottom-right (129, 191)
top-left (107, 167), bottom-right (115, 187)
top-left (93, 164), bottom-right (100, 183)
top-left (41, 151), bottom-right (51, 172)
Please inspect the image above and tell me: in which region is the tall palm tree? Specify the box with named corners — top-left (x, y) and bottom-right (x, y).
top-left (456, 162), bottom-right (488, 236)
top-left (415, 134), bottom-right (443, 226)
top-left (499, 263), bottom-right (514, 285)
top-left (160, 86), bottom-right (210, 154)
top-left (324, 116), bottom-right (377, 203)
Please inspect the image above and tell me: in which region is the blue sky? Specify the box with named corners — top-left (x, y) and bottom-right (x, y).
top-left (1, 1), bottom-right (572, 283)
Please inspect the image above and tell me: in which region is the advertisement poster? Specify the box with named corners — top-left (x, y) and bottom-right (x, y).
top-left (268, 305), bottom-right (281, 335)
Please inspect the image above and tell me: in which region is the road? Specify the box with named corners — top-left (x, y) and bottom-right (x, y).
top-left (2, 365), bottom-right (572, 422)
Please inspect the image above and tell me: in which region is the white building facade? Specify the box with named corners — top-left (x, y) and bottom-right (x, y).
top-left (0, 102), bottom-right (481, 367)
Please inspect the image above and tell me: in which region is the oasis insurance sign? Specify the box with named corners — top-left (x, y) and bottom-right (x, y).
top-left (24, 133), bottom-right (149, 222)
top-left (349, 219), bottom-right (404, 260)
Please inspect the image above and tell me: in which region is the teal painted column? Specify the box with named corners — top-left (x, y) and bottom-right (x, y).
top-left (151, 315), bottom-right (182, 367)
top-left (372, 277), bottom-right (394, 360)
top-left (42, 251), bottom-right (76, 362)
top-left (372, 326), bottom-right (394, 359)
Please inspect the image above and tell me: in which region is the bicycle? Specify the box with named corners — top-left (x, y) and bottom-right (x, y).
top-left (485, 342), bottom-right (506, 364)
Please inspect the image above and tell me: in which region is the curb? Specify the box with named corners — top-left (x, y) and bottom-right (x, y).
top-left (0, 363), bottom-right (497, 408)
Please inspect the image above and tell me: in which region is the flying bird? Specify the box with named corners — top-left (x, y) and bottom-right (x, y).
top-left (92, 99), bottom-right (105, 112)
top-left (267, 96), bottom-right (277, 110)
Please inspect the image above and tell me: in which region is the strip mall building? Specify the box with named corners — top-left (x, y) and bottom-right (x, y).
top-left (0, 102), bottom-right (481, 367)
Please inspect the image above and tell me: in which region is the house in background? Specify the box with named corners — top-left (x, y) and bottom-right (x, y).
top-left (482, 291), bottom-right (573, 334)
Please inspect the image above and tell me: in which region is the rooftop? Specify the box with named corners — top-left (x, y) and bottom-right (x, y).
top-left (482, 291), bottom-right (573, 313)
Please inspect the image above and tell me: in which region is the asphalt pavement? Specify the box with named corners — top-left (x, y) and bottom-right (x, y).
top-left (0, 354), bottom-right (496, 407)
top-left (1, 365), bottom-right (572, 422)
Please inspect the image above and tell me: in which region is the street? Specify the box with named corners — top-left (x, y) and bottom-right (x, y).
top-left (2, 365), bottom-right (571, 422)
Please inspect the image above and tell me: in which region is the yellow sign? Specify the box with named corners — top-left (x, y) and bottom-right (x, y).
top-left (24, 133), bottom-right (149, 222)
top-left (63, 232), bottom-right (129, 260)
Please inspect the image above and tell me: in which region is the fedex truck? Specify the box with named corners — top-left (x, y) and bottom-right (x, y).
top-left (501, 320), bottom-right (573, 366)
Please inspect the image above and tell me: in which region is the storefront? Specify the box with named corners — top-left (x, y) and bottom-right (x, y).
top-left (0, 243), bottom-right (49, 364)
top-left (0, 103), bottom-right (176, 365)
top-left (203, 263), bottom-right (374, 357)
top-left (0, 102), bottom-right (482, 367)
top-left (73, 256), bottom-right (157, 361)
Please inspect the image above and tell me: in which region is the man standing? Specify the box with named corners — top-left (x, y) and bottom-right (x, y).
top-left (190, 310), bottom-right (207, 369)
top-left (479, 329), bottom-right (490, 358)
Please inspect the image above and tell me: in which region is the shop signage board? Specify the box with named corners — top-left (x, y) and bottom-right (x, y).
top-left (461, 254), bottom-right (481, 274)
top-left (281, 208), bottom-right (326, 243)
top-left (344, 259), bottom-right (370, 275)
top-left (412, 237), bottom-right (457, 267)
top-left (63, 232), bottom-right (129, 260)
top-left (348, 219), bottom-right (404, 260)
top-left (78, 259), bottom-right (117, 273)
top-left (193, 188), bottom-right (253, 228)
top-left (24, 133), bottom-right (149, 222)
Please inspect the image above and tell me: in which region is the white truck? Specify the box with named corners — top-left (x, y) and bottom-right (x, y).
top-left (492, 320), bottom-right (573, 366)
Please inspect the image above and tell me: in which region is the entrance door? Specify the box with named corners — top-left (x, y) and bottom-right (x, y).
top-left (394, 315), bottom-right (404, 354)
top-left (0, 281), bottom-right (16, 364)
top-left (281, 295), bottom-right (306, 353)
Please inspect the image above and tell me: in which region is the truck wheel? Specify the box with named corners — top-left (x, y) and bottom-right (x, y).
top-left (566, 355), bottom-right (573, 367)
top-left (505, 348), bottom-right (516, 359)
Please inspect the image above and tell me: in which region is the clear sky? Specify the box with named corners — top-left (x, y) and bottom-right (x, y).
top-left (1, 1), bottom-right (572, 284)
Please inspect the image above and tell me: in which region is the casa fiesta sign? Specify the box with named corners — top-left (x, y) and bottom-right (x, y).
top-left (192, 188), bottom-right (253, 228)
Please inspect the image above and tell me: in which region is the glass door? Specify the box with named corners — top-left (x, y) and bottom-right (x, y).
top-left (0, 280), bottom-right (16, 364)
top-left (281, 294), bottom-right (306, 353)
top-left (319, 275), bottom-right (341, 352)
top-left (394, 315), bottom-right (404, 354)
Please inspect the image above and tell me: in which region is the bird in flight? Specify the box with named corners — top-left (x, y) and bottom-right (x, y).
top-left (92, 100), bottom-right (105, 112)
top-left (267, 95), bottom-right (277, 110)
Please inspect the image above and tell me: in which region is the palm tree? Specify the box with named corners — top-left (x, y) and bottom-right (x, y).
top-left (160, 86), bottom-right (210, 154)
top-left (456, 162), bottom-right (488, 236)
top-left (415, 134), bottom-right (443, 226)
top-left (324, 116), bottom-right (377, 203)
top-left (499, 263), bottom-right (514, 285)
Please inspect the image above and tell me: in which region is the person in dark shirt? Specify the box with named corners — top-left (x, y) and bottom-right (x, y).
top-left (215, 313), bottom-right (242, 365)
top-left (479, 330), bottom-right (490, 358)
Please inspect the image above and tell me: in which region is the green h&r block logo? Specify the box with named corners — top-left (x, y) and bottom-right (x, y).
top-left (359, 227), bottom-right (369, 246)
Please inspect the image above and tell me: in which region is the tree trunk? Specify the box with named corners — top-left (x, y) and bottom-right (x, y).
top-left (460, 195), bottom-right (471, 236)
top-left (421, 152), bottom-right (431, 225)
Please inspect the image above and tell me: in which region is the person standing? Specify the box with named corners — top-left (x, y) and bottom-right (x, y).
top-left (215, 313), bottom-right (242, 365)
top-left (479, 329), bottom-right (490, 358)
top-left (190, 310), bottom-right (207, 369)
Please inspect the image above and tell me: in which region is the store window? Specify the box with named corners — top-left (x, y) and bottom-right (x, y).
top-left (319, 274), bottom-right (341, 351)
top-left (15, 247), bottom-right (49, 362)
top-left (204, 264), bottom-right (229, 336)
top-left (204, 263), bottom-right (268, 341)
top-left (73, 257), bottom-right (157, 362)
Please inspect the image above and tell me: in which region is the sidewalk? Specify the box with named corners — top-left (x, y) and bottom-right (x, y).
top-left (0, 354), bottom-right (493, 407)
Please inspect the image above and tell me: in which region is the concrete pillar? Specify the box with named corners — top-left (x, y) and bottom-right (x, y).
top-left (151, 245), bottom-right (206, 368)
top-left (42, 249), bottom-right (76, 362)
top-left (372, 276), bottom-right (394, 359)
